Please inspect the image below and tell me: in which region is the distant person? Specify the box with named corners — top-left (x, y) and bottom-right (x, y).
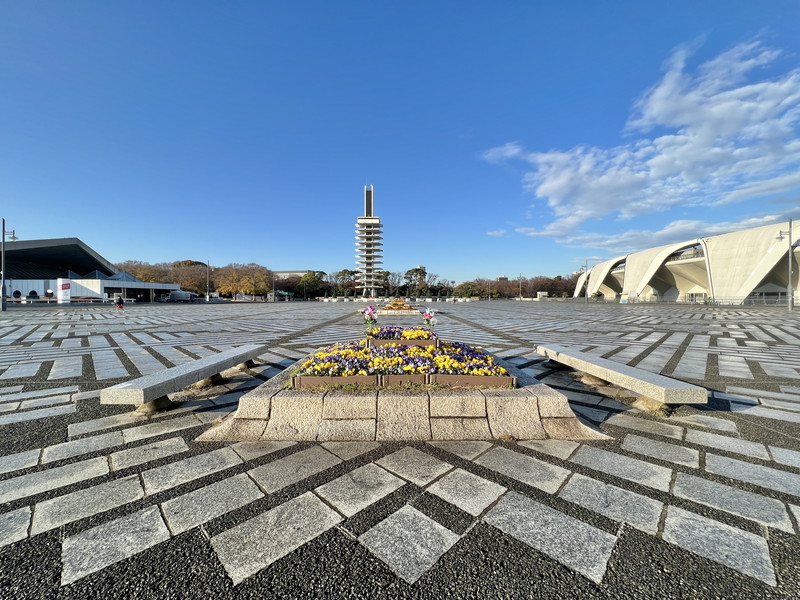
top-left (115, 296), bottom-right (124, 312)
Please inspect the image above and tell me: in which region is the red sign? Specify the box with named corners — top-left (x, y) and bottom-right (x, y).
top-left (59, 283), bottom-right (71, 290)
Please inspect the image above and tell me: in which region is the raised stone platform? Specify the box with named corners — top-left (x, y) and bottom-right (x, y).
top-left (197, 356), bottom-right (607, 443)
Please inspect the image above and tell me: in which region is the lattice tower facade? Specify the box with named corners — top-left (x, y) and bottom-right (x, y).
top-left (355, 185), bottom-right (383, 297)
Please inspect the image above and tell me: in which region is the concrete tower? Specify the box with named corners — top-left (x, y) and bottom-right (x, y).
top-left (355, 185), bottom-right (383, 297)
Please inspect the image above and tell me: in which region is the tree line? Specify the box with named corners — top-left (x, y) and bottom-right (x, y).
top-left (115, 261), bottom-right (579, 299)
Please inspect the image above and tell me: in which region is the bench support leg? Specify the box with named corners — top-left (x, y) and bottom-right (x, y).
top-left (192, 373), bottom-right (227, 390)
top-left (236, 360), bottom-right (257, 371)
top-left (136, 395), bottom-right (176, 414)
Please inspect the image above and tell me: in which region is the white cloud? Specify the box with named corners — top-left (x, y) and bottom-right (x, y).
top-left (486, 229), bottom-right (507, 237)
top-left (553, 212), bottom-right (793, 253)
top-left (484, 40), bottom-right (800, 240)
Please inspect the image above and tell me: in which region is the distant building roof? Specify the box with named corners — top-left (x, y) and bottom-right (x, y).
top-left (4, 238), bottom-right (119, 279)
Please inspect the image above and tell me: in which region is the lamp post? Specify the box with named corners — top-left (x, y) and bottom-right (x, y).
top-left (1, 219), bottom-right (17, 312)
top-left (206, 260), bottom-right (210, 302)
top-left (584, 259), bottom-right (589, 305)
top-left (778, 219), bottom-right (794, 311)
top-left (519, 273), bottom-right (523, 300)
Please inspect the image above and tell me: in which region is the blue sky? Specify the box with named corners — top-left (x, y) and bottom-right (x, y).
top-left (2, 1), bottom-right (799, 283)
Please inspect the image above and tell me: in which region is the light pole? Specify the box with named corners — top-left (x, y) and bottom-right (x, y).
top-left (777, 219), bottom-right (795, 311)
top-left (519, 273), bottom-right (523, 300)
top-left (584, 259), bottom-right (589, 305)
top-left (1, 219), bottom-right (17, 312)
top-left (206, 260), bottom-right (210, 302)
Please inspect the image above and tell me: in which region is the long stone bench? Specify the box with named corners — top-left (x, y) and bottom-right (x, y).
top-left (535, 344), bottom-right (707, 405)
top-left (100, 344), bottom-right (270, 412)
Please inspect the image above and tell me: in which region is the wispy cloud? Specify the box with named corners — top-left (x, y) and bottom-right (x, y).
top-left (485, 40), bottom-right (800, 241)
top-left (486, 229), bottom-right (508, 237)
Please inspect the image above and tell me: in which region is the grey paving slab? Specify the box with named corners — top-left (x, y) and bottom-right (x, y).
top-left (0, 448), bottom-right (41, 475)
top-left (0, 506), bottom-right (31, 549)
top-left (31, 475), bottom-right (145, 535)
top-left (359, 505), bottom-right (461, 584)
top-left (68, 412), bottom-right (145, 438)
top-left (604, 413), bottom-right (684, 439)
top-left (48, 356), bottom-right (83, 380)
top-left (248, 446), bottom-right (342, 493)
top-left (770, 445), bottom-right (800, 469)
top-left (19, 394), bottom-right (73, 409)
top-left (518, 439), bottom-right (580, 460)
top-left (315, 463), bottom-right (405, 517)
top-left (211, 491), bottom-right (342, 586)
top-left (110, 436), bottom-right (190, 471)
top-left (685, 428), bottom-right (769, 459)
top-left (673, 472), bottom-right (794, 533)
top-left (559, 473), bottom-right (664, 534)
top-left (621, 434), bottom-right (700, 468)
top-left (161, 473), bottom-right (264, 535)
top-left (121, 415), bottom-right (203, 443)
top-left (41, 431), bottom-right (125, 464)
top-left (0, 404), bottom-right (76, 426)
top-left (375, 446), bottom-right (453, 487)
top-left (427, 468), bottom-right (507, 517)
top-left (662, 506), bottom-right (776, 586)
top-left (705, 453), bottom-right (800, 497)
top-left (426, 441), bottom-right (493, 461)
top-left (730, 402), bottom-right (800, 423)
top-left (0, 456), bottom-right (109, 504)
top-left (0, 363), bottom-right (40, 379)
top-left (669, 413), bottom-right (738, 433)
top-left (141, 447), bottom-right (242, 495)
top-left (92, 349), bottom-right (129, 379)
top-left (60, 505), bottom-right (171, 586)
top-left (474, 446), bottom-right (571, 494)
top-left (485, 491), bottom-right (617, 584)
top-left (571, 446), bottom-right (673, 492)
top-left (230, 440), bottom-right (297, 462)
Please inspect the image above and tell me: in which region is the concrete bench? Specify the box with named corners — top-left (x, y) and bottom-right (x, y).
top-left (100, 344), bottom-right (270, 412)
top-left (536, 344), bottom-right (707, 405)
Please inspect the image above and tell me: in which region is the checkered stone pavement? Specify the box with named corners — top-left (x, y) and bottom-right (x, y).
top-left (1, 301), bottom-right (799, 599)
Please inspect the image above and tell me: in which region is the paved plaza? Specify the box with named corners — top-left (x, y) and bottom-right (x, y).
top-left (0, 301), bottom-right (799, 599)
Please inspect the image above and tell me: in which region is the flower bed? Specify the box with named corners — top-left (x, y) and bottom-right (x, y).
top-left (367, 326), bottom-right (437, 347)
top-left (291, 336), bottom-right (514, 389)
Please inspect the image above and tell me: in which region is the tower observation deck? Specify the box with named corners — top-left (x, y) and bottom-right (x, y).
top-left (355, 185), bottom-right (383, 297)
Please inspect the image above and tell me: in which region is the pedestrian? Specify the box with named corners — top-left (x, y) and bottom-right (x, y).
top-left (115, 296), bottom-right (124, 312)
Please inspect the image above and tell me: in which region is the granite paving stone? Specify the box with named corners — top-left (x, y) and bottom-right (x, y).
top-left (485, 491), bottom-right (617, 584)
top-left (0, 507), bottom-right (31, 549)
top-left (426, 468), bottom-right (506, 516)
top-left (359, 505), bottom-right (461, 584)
top-left (247, 445), bottom-right (342, 493)
top-left (315, 463), bottom-right (405, 517)
top-left (376, 446), bottom-right (453, 486)
top-left (0, 456), bottom-right (109, 504)
top-left (426, 441), bottom-right (492, 461)
top-left (705, 453), bottom-right (800, 497)
top-left (0, 448), bottom-right (41, 475)
top-left (474, 446), bottom-right (571, 494)
top-left (662, 506), bottom-right (776, 586)
top-left (211, 491), bottom-right (342, 586)
top-left (559, 472), bottom-right (664, 534)
top-left (41, 431), bottom-right (125, 464)
top-left (604, 413), bottom-right (684, 439)
top-left (518, 439), bottom-right (580, 460)
top-left (19, 394), bottom-right (73, 409)
top-left (161, 473), bottom-right (264, 535)
top-left (140, 447), bottom-right (242, 495)
top-left (673, 472), bottom-right (794, 533)
top-left (60, 505), bottom-right (171, 586)
top-left (68, 412), bottom-right (145, 438)
top-left (321, 441), bottom-right (380, 461)
top-left (571, 445), bottom-right (673, 491)
top-left (669, 414), bottom-right (738, 433)
top-left (230, 440), bottom-right (297, 462)
top-left (770, 445), bottom-right (800, 469)
top-left (685, 428), bottom-right (770, 460)
top-left (109, 436), bottom-right (190, 471)
top-left (120, 415), bottom-right (204, 444)
top-left (0, 404), bottom-right (76, 426)
top-left (621, 433), bottom-right (700, 468)
top-left (31, 475), bottom-right (145, 535)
